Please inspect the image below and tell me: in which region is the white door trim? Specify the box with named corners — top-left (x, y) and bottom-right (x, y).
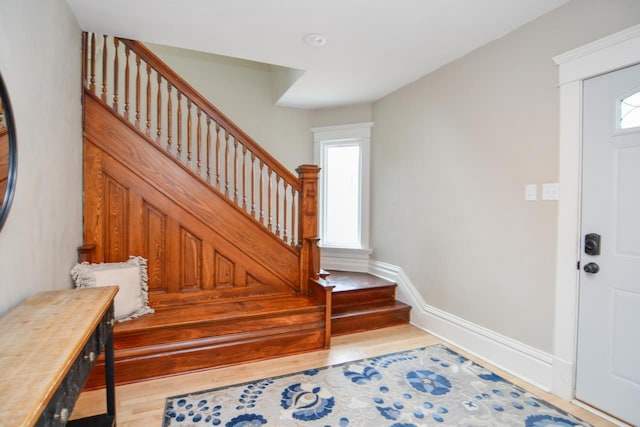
top-left (552, 24), bottom-right (640, 400)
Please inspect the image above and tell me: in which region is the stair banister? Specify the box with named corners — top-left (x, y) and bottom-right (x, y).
top-left (116, 38), bottom-right (300, 188)
top-left (82, 32), bottom-right (322, 292)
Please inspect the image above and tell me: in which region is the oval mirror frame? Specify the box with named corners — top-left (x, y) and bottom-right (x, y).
top-left (0, 71), bottom-right (17, 232)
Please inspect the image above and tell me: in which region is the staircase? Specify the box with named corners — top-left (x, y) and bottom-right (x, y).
top-left (79, 32), bottom-right (409, 388)
top-left (327, 271), bottom-right (411, 335)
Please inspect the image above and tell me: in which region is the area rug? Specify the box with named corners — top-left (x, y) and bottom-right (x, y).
top-left (163, 344), bottom-right (590, 426)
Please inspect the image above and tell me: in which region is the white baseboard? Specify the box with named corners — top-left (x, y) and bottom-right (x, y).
top-left (368, 259), bottom-right (554, 391)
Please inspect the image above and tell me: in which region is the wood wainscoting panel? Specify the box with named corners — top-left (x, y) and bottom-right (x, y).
top-left (83, 94), bottom-right (299, 288)
top-left (215, 252), bottom-right (235, 289)
top-left (104, 174), bottom-right (129, 262)
top-left (84, 140), bottom-right (298, 308)
top-left (82, 94), bottom-right (305, 308)
top-left (142, 201), bottom-right (167, 293)
top-left (180, 226), bottom-right (203, 292)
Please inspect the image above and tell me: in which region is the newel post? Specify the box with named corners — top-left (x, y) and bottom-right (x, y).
top-left (296, 164), bottom-right (321, 294)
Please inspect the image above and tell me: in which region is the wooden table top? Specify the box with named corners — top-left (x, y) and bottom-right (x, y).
top-left (0, 286), bottom-right (117, 426)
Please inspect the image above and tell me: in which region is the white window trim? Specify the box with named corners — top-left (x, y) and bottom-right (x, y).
top-left (312, 122), bottom-right (373, 271)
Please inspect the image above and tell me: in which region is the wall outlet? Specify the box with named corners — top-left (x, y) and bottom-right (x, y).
top-left (542, 183), bottom-right (559, 200)
top-left (525, 184), bottom-right (537, 201)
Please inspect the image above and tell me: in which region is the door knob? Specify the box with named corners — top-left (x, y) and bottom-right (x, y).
top-left (583, 262), bottom-right (600, 274)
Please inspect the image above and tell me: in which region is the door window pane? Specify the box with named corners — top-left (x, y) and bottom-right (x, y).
top-left (620, 91), bottom-right (640, 129)
top-left (324, 145), bottom-right (360, 246)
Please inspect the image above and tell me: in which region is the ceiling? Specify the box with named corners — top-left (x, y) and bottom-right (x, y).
top-left (66, 0), bottom-right (570, 109)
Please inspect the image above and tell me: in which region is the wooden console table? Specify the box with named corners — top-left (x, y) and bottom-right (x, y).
top-left (0, 287), bottom-right (118, 426)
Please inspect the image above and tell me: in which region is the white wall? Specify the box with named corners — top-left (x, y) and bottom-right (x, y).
top-left (0, 0), bottom-right (83, 315)
top-left (310, 104), bottom-right (372, 128)
top-left (371, 0), bottom-right (640, 353)
top-left (148, 44), bottom-right (313, 173)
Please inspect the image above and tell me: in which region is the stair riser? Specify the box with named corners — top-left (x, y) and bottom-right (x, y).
top-left (116, 319), bottom-right (326, 359)
top-left (332, 286), bottom-right (397, 308)
top-left (331, 308), bottom-right (411, 336)
top-left (85, 330), bottom-right (326, 389)
top-left (115, 311), bottom-right (324, 350)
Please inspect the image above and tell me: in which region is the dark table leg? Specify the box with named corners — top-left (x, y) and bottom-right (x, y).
top-left (105, 332), bottom-right (116, 423)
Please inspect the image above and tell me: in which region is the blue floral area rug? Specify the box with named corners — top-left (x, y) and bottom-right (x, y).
top-left (163, 344), bottom-right (590, 427)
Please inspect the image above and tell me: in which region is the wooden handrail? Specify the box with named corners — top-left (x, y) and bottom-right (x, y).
top-left (118, 38), bottom-right (300, 189)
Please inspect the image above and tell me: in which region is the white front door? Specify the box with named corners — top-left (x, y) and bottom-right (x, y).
top-left (576, 63), bottom-right (640, 426)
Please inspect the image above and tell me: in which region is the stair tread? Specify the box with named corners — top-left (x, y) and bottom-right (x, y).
top-left (115, 294), bottom-right (323, 334)
top-left (326, 270), bottom-right (397, 293)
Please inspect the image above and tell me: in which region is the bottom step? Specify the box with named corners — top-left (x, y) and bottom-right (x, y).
top-left (84, 295), bottom-right (326, 389)
top-left (332, 301), bottom-right (411, 336)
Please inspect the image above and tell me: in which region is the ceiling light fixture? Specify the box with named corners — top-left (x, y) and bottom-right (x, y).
top-left (303, 33), bottom-right (327, 47)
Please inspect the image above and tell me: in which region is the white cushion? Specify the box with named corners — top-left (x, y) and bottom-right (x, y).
top-left (71, 256), bottom-right (154, 322)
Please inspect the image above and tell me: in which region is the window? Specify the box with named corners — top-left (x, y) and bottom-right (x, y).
top-left (324, 143), bottom-right (361, 246)
top-left (312, 122), bottom-right (372, 256)
top-left (619, 89), bottom-right (640, 129)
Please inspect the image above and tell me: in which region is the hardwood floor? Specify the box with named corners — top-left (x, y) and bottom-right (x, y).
top-left (73, 325), bottom-right (615, 426)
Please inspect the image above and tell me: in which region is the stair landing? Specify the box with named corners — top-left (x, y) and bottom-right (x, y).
top-left (326, 270), bottom-right (411, 336)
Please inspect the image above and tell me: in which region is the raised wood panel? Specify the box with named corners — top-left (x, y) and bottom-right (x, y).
top-left (84, 142), bottom-right (105, 261)
top-left (180, 227), bottom-right (202, 291)
top-left (215, 252), bottom-right (234, 289)
top-left (84, 94), bottom-right (299, 287)
top-left (84, 138), bottom-right (297, 308)
top-left (104, 174), bottom-right (129, 261)
top-left (143, 201), bottom-right (167, 292)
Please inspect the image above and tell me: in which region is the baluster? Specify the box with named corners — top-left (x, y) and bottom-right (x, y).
top-left (242, 146), bottom-right (247, 210)
top-left (251, 153), bottom-right (256, 218)
top-left (101, 35), bottom-right (108, 102)
top-left (196, 108), bottom-right (202, 174)
top-left (267, 168), bottom-right (273, 231)
top-left (135, 56), bottom-right (141, 128)
top-left (177, 92), bottom-right (182, 158)
top-left (215, 124), bottom-right (221, 188)
top-left (206, 117), bottom-right (212, 182)
top-left (156, 72), bottom-right (162, 144)
top-left (224, 131), bottom-right (230, 197)
top-left (233, 138), bottom-right (239, 204)
top-left (90, 33), bottom-right (96, 93)
top-left (82, 33), bottom-right (88, 89)
top-left (187, 99), bottom-right (192, 167)
top-left (291, 189), bottom-right (297, 247)
top-left (166, 83), bottom-right (172, 152)
top-left (259, 161), bottom-right (265, 225)
top-left (145, 64), bottom-right (151, 137)
top-left (124, 46), bottom-right (130, 120)
top-left (113, 38), bottom-right (119, 111)
top-left (275, 175), bottom-right (281, 237)
top-left (283, 181), bottom-right (288, 242)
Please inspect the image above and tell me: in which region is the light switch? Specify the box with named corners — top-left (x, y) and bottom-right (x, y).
top-left (542, 183), bottom-right (559, 200)
top-left (525, 184), bottom-right (537, 201)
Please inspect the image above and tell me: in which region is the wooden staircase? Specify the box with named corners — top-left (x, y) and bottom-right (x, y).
top-left (79, 32), bottom-right (410, 388)
top-left (327, 271), bottom-right (411, 335)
